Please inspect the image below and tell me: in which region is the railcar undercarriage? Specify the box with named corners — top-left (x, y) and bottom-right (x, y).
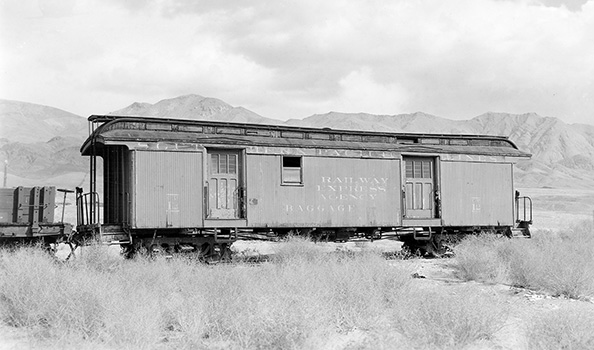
top-left (73, 221), bottom-right (531, 261)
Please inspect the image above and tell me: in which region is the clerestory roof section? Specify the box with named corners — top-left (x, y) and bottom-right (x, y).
top-left (81, 115), bottom-right (531, 159)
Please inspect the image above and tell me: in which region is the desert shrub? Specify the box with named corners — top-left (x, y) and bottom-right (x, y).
top-left (69, 243), bottom-right (124, 273)
top-left (0, 242), bottom-right (414, 349)
top-left (454, 222), bottom-right (594, 299)
top-left (0, 245), bottom-right (176, 348)
top-left (453, 234), bottom-right (510, 283)
top-left (523, 234), bottom-right (594, 298)
top-left (391, 286), bottom-right (509, 349)
top-left (507, 225), bottom-right (594, 298)
top-left (198, 264), bottom-right (330, 349)
top-left (526, 304), bottom-right (594, 350)
top-left (196, 245), bottom-right (413, 349)
top-left (271, 234), bottom-right (328, 264)
top-left (0, 246), bottom-right (111, 342)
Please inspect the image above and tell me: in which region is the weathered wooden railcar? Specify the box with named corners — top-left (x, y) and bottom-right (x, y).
top-left (77, 115), bottom-right (532, 257)
top-left (0, 186), bottom-right (73, 245)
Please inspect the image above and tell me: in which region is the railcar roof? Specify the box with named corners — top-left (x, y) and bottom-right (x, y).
top-left (81, 115), bottom-right (531, 158)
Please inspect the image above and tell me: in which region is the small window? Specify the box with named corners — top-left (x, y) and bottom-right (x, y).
top-left (216, 127), bottom-right (242, 135)
top-left (309, 133), bottom-right (331, 140)
top-left (211, 153), bottom-right (237, 174)
top-left (282, 131), bottom-right (304, 139)
top-left (342, 134), bottom-right (361, 142)
top-left (420, 138), bottom-right (441, 145)
top-left (470, 139), bottom-right (491, 146)
top-left (282, 156), bottom-right (302, 184)
top-left (405, 158), bottom-right (433, 179)
top-left (362, 135), bottom-right (387, 143)
top-left (449, 139), bottom-right (468, 146)
top-left (246, 129), bottom-right (273, 137)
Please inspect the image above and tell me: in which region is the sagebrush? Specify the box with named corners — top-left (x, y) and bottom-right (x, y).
top-left (454, 221), bottom-right (594, 299)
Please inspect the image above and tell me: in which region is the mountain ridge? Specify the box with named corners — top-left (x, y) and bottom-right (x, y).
top-left (111, 94), bottom-right (282, 125)
top-left (0, 99), bottom-right (87, 143)
top-left (1, 96), bottom-right (592, 190)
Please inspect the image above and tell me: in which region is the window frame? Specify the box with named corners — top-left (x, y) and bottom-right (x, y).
top-left (281, 155), bottom-right (304, 186)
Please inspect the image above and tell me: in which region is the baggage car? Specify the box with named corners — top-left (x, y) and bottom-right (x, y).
top-left (76, 115), bottom-right (532, 258)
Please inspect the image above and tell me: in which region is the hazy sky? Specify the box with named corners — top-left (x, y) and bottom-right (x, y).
top-left (1, 0), bottom-right (593, 124)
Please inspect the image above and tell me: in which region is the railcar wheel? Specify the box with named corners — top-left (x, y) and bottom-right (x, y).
top-left (399, 243), bottom-right (424, 258)
top-left (120, 243), bottom-right (136, 259)
top-left (205, 243), bottom-right (233, 264)
top-left (401, 233), bottom-right (449, 258)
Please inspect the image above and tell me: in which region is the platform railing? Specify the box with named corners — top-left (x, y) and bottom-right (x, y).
top-left (76, 190), bottom-right (101, 227)
top-left (516, 196), bottom-right (533, 224)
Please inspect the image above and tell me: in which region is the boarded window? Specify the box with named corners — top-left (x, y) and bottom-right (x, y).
top-left (178, 125), bottom-right (203, 133)
top-left (420, 138), bottom-right (441, 145)
top-left (216, 127), bottom-right (242, 135)
top-left (470, 139), bottom-right (491, 146)
top-left (246, 129), bottom-right (273, 137)
top-left (282, 156), bottom-right (302, 184)
top-left (362, 135), bottom-right (387, 143)
top-left (449, 139), bottom-right (468, 146)
top-left (282, 131), bottom-right (304, 139)
top-left (309, 133), bottom-right (331, 140)
top-left (341, 134), bottom-right (361, 142)
top-left (397, 138), bottom-right (415, 144)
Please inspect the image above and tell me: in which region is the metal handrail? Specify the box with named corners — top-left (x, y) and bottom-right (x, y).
top-left (516, 196), bottom-right (533, 224)
top-left (76, 191), bottom-right (101, 227)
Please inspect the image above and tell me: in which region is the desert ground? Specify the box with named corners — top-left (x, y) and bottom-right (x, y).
top-left (2, 246), bottom-right (592, 350)
top-left (520, 187), bottom-right (594, 229)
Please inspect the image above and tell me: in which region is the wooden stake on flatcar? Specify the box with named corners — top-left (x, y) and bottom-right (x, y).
top-left (57, 188), bottom-right (75, 223)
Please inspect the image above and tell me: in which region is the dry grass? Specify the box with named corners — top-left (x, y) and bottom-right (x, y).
top-left (454, 220), bottom-right (594, 299)
top-left (526, 304), bottom-right (594, 350)
top-left (391, 287), bottom-right (509, 350)
top-left (0, 238), bottom-right (416, 349)
top-left (454, 234), bottom-right (510, 283)
top-left (2, 235), bottom-right (547, 349)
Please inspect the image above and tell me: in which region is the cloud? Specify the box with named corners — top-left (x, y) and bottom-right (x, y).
top-left (537, 0), bottom-right (589, 11)
top-left (331, 68), bottom-right (409, 114)
top-left (175, 0), bottom-right (594, 120)
top-left (1, 0), bottom-right (593, 124)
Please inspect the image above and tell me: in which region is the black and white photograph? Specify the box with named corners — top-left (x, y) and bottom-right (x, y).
top-left (1, 0), bottom-right (594, 349)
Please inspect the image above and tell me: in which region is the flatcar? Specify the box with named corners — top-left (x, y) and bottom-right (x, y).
top-left (0, 186), bottom-right (73, 246)
top-left (76, 115), bottom-right (532, 258)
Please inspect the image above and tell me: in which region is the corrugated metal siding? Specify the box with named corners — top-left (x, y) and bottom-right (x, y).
top-left (440, 161), bottom-right (514, 226)
top-left (246, 155), bottom-right (401, 227)
top-left (133, 151), bottom-right (203, 228)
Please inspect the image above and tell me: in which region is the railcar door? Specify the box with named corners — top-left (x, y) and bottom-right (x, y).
top-left (208, 150), bottom-right (243, 219)
top-left (403, 156), bottom-right (436, 219)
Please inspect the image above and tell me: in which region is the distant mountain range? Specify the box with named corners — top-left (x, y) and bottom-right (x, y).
top-left (288, 111), bottom-right (594, 188)
top-left (0, 99), bottom-right (87, 143)
top-left (111, 94), bottom-right (281, 125)
top-left (1, 94), bottom-right (593, 189)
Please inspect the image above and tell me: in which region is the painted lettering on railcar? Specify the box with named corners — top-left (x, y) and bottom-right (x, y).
top-left (317, 176), bottom-right (388, 201)
top-left (246, 146), bottom-right (400, 159)
top-left (282, 176), bottom-right (391, 213)
top-left (441, 154), bottom-right (502, 163)
top-left (284, 204), bottom-right (356, 212)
